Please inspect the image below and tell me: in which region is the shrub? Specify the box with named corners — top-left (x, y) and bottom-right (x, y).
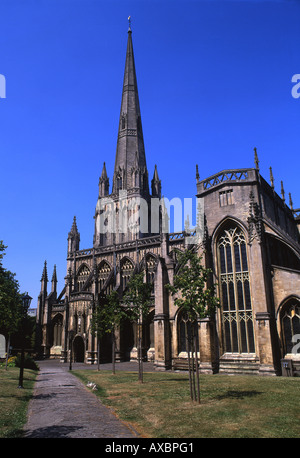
top-left (7, 356), bottom-right (17, 367)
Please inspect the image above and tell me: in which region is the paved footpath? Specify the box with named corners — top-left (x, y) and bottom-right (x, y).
top-left (23, 360), bottom-right (150, 438)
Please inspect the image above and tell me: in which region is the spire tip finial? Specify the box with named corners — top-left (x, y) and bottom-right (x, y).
top-left (269, 166), bottom-right (274, 189)
top-left (281, 180), bottom-right (285, 203)
top-left (254, 147), bottom-right (259, 171)
top-left (128, 15), bottom-right (132, 31)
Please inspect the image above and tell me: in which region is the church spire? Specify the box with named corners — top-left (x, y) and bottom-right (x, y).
top-left (112, 25), bottom-right (148, 195)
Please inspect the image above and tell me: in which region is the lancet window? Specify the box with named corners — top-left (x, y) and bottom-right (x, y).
top-left (178, 311), bottom-right (199, 354)
top-left (77, 264), bottom-right (90, 291)
top-left (281, 300), bottom-right (300, 355)
top-left (217, 225), bottom-right (255, 354)
top-left (121, 258), bottom-right (134, 290)
top-left (97, 261), bottom-right (112, 294)
top-left (116, 175), bottom-right (122, 191)
top-left (145, 255), bottom-right (156, 292)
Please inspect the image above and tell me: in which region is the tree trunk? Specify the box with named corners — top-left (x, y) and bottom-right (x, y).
top-left (138, 321), bottom-right (143, 383)
top-left (194, 334), bottom-right (200, 404)
top-left (190, 330), bottom-right (196, 401)
top-left (97, 339), bottom-right (100, 371)
top-left (185, 322), bottom-right (193, 401)
top-left (112, 332), bottom-right (116, 375)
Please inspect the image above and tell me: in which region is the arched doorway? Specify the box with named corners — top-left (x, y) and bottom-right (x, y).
top-left (120, 319), bottom-right (134, 361)
top-left (73, 336), bottom-right (85, 362)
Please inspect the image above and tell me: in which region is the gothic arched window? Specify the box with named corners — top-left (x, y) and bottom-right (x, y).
top-left (140, 254), bottom-right (156, 294)
top-left (121, 115), bottom-right (126, 130)
top-left (281, 300), bottom-right (300, 355)
top-left (97, 261), bottom-right (112, 294)
top-left (217, 225), bottom-right (255, 354)
top-left (135, 171), bottom-right (139, 188)
top-left (77, 264), bottom-right (90, 291)
top-left (116, 176), bottom-right (122, 191)
top-left (121, 258), bottom-right (134, 290)
top-left (146, 255), bottom-right (156, 293)
top-left (177, 311), bottom-right (199, 354)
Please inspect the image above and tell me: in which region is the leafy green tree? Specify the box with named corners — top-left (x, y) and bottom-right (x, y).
top-left (123, 272), bottom-right (153, 383)
top-left (0, 241), bottom-right (23, 370)
top-left (166, 248), bottom-right (219, 403)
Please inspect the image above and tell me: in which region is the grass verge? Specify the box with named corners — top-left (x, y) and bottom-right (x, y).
top-left (73, 370), bottom-right (299, 438)
top-left (0, 366), bottom-right (38, 438)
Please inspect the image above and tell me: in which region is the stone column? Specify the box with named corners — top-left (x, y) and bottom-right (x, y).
top-left (198, 317), bottom-right (217, 374)
top-left (249, 239), bottom-right (277, 375)
top-left (153, 313), bottom-right (170, 369)
top-left (153, 255), bottom-right (171, 370)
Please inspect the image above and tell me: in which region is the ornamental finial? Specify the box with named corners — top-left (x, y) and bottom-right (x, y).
top-left (196, 164), bottom-right (200, 183)
top-left (254, 147), bottom-right (259, 171)
top-left (289, 192), bottom-right (293, 210)
top-left (281, 180), bottom-right (285, 203)
top-left (269, 166), bottom-right (274, 189)
top-left (128, 16), bottom-right (132, 31)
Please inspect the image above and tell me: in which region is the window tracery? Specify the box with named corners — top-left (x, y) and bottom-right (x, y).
top-left (217, 225), bottom-right (255, 354)
top-left (121, 258), bottom-right (134, 289)
top-left (178, 311), bottom-right (199, 354)
top-left (281, 300), bottom-right (300, 355)
top-left (77, 264), bottom-right (90, 291)
top-left (97, 261), bottom-right (112, 294)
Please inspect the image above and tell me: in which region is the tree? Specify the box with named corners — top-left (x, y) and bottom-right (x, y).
top-left (123, 272), bottom-right (153, 383)
top-left (91, 290), bottom-right (127, 373)
top-left (105, 290), bottom-right (128, 374)
top-left (166, 248), bottom-right (219, 403)
top-left (0, 241), bottom-right (23, 370)
top-left (90, 295), bottom-right (108, 371)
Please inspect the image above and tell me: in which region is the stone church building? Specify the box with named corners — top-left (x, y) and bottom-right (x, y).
top-left (36, 26), bottom-right (300, 376)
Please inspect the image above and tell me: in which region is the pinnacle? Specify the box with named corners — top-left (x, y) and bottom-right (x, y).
top-left (41, 260), bottom-right (48, 282)
top-left (100, 162), bottom-right (108, 180)
top-left (51, 264), bottom-right (57, 283)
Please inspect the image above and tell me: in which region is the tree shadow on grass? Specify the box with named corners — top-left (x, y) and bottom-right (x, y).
top-left (216, 390), bottom-right (263, 400)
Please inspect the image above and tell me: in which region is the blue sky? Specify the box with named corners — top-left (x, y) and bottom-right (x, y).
top-left (0, 0), bottom-right (299, 306)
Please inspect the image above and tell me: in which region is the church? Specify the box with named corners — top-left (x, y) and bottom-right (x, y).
top-left (36, 25), bottom-right (300, 376)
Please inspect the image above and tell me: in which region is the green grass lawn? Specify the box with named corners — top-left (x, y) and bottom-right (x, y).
top-left (73, 370), bottom-right (300, 438)
top-left (0, 367), bottom-right (38, 438)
